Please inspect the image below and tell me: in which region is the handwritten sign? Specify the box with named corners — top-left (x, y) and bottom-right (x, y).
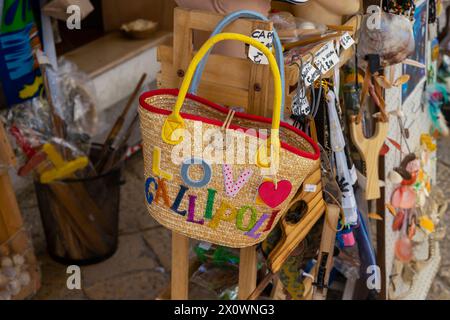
top-left (340, 32), bottom-right (355, 50)
top-left (248, 29), bottom-right (274, 65)
top-left (314, 42), bottom-right (340, 74)
top-left (301, 62), bottom-right (320, 87)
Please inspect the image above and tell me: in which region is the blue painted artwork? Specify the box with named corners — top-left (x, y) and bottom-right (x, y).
top-left (0, 0), bottom-right (42, 108)
top-left (402, 1), bottom-right (428, 102)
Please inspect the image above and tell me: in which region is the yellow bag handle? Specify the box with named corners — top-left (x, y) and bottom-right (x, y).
top-left (162, 32), bottom-right (283, 147)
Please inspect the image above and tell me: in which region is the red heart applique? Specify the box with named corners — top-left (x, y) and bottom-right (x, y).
top-left (258, 180), bottom-right (292, 208)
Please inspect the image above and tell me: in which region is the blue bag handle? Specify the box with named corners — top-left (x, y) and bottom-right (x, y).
top-left (188, 10), bottom-right (286, 119)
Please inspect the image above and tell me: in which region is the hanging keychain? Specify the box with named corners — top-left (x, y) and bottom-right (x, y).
top-left (291, 59), bottom-right (312, 130)
top-left (290, 53), bottom-right (322, 132)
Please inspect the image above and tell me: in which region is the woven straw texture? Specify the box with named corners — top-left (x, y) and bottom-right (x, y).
top-left (139, 93), bottom-right (319, 247)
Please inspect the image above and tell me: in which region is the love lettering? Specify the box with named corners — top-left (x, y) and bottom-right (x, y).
top-left (144, 147), bottom-right (289, 239)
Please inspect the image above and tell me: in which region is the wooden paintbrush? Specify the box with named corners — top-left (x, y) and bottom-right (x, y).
top-left (101, 112), bottom-right (140, 172)
top-left (95, 73), bottom-right (147, 174)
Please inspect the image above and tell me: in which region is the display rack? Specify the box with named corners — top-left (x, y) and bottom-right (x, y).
top-left (157, 7), bottom-right (359, 118)
top-left (382, 67), bottom-right (440, 300)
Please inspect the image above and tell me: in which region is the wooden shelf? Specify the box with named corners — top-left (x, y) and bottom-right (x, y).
top-left (64, 30), bottom-right (172, 78)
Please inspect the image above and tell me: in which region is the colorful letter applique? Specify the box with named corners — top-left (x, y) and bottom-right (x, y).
top-left (145, 177), bottom-right (158, 205)
top-left (187, 195), bottom-right (204, 225)
top-left (171, 185), bottom-right (189, 216)
top-left (204, 188), bottom-right (217, 220)
top-left (222, 164), bottom-right (253, 197)
top-left (152, 146), bottom-right (173, 180)
top-left (245, 213), bottom-right (270, 239)
top-left (154, 178), bottom-right (171, 207)
top-left (236, 205), bottom-right (257, 231)
top-left (181, 157), bottom-right (212, 188)
top-left (208, 200), bottom-right (237, 229)
top-left (263, 210), bottom-right (280, 232)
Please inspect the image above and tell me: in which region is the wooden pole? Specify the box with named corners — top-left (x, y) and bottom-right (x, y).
top-left (238, 246), bottom-right (258, 299)
top-left (171, 232), bottom-right (190, 299)
top-left (312, 204), bottom-right (340, 300)
top-left (0, 174), bottom-right (24, 244)
top-left (377, 158), bottom-right (387, 299)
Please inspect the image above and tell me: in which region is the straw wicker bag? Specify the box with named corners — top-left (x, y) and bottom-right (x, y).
top-left (139, 33), bottom-right (320, 247)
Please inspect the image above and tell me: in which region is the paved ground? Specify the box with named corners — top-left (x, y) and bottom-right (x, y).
top-left (15, 137), bottom-right (450, 300)
top-left (427, 138), bottom-right (450, 300)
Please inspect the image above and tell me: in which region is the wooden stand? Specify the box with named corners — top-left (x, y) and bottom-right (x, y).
top-left (0, 122), bottom-right (40, 299)
top-left (171, 232), bottom-right (190, 299)
top-left (267, 166), bottom-right (326, 273)
top-left (158, 7), bottom-right (276, 300)
top-left (0, 122), bottom-right (20, 243)
top-left (158, 7), bottom-right (290, 118)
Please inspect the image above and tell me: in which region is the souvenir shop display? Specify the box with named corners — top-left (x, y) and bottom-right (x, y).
top-left (146, 0), bottom-right (448, 301)
top-left (1, 0), bottom-right (448, 302)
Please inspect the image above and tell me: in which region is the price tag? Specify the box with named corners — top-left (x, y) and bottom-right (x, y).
top-left (248, 29), bottom-right (274, 65)
top-left (304, 184), bottom-right (317, 193)
top-left (340, 32), bottom-right (355, 50)
top-left (291, 86), bottom-right (311, 116)
top-left (314, 42), bottom-right (340, 74)
top-left (198, 242), bottom-right (212, 250)
top-left (301, 62), bottom-right (320, 87)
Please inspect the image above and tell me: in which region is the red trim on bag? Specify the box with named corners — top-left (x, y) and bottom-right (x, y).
top-left (139, 89), bottom-right (320, 160)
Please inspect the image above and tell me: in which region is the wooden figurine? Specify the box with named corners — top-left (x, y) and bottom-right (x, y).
top-left (349, 66), bottom-right (389, 200)
top-left (349, 117), bottom-right (388, 200)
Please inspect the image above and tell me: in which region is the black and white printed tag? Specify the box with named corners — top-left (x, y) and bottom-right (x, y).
top-left (248, 29), bottom-right (274, 65)
top-left (292, 85), bottom-right (311, 116)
